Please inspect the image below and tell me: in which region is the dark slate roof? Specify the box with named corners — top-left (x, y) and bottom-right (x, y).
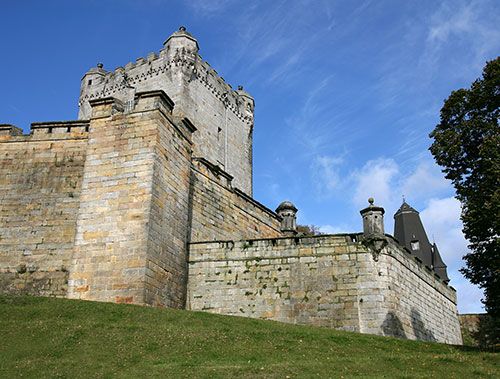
top-left (393, 201), bottom-right (449, 282)
top-left (432, 243), bottom-right (450, 283)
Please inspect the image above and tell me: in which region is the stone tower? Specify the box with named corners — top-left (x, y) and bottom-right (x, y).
top-left (78, 27), bottom-right (254, 195)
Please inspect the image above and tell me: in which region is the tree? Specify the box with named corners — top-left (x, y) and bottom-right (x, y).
top-left (429, 57), bottom-right (499, 347)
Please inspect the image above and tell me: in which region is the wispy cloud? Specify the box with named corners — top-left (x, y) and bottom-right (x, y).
top-left (351, 158), bottom-right (399, 209)
top-left (185, 0), bottom-right (236, 16)
top-left (311, 155), bottom-right (344, 196)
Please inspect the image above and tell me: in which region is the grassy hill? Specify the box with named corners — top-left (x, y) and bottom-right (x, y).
top-left (0, 295), bottom-right (498, 378)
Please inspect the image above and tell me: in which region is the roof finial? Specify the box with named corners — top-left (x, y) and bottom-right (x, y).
top-left (368, 197), bottom-right (374, 205)
top-left (402, 194), bottom-right (406, 203)
top-left (179, 26), bottom-right (186, 31)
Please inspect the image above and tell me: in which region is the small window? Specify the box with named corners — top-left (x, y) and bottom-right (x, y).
top-left (88, 79), bottom-right (92, 86)
top-left (411, 240), bottom-right (420, 251)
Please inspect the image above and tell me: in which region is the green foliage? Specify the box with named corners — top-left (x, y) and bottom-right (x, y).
top-left (429, 57), bottom-right (500, 346)
top-left (0, 295), bottom-right (499, 378)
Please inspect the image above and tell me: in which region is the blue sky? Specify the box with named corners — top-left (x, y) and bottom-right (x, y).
top-left (1, 1), bottom-right (498, 313)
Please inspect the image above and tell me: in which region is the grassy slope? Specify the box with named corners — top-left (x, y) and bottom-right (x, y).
top-left (0, 296), bottom-right (498, 378)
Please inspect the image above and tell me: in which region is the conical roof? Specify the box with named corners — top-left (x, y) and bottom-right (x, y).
top-left (163, 26), bottom-right (199, 50)
top-left (394, 201), bottom-right (418, 216)
top-left (432, 243), bottom-right (450, 283)
top-left (393, 200), bottom-right (433, 267)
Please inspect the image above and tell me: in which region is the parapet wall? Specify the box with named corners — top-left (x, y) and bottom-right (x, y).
top-left (0, 121), bottom-right (89, 296)
top-left (189, 158), bottom-right (282, 242)
top-left (187, 235), bottom-right (462, 344)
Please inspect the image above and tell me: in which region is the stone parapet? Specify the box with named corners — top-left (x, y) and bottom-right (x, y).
top-left (187, 234), bottom-right (462, 344)
top-left (189, 158), bottom-right (281, 242)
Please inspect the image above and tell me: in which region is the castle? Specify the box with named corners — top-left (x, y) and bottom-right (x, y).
top-left (0, 27), bottom-right (462, 344)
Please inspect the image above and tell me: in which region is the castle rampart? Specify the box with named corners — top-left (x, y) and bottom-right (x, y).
top-left (0, 122), bottom-right (88, 297)
top-left (189, 157), bottom-right (282, 243)
top-left (187, 235), bottom-right (462, 344)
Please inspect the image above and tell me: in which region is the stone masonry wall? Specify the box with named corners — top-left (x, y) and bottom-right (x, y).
top-left (68, 93), bottom-right (194, 307)
top-left (187, 235), bottom-right (462, 344)
top-left (78, 36), bottom-right (254, 195)
top-left (142, 94), bottom-right (194, 308)
top-left (189, 158), bottom-right (282, 243)
top-left (0, 122), bottom-right (88, 297)
top-left (374, 243), bottom-right (462, 344)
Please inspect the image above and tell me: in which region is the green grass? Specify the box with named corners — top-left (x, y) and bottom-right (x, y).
top-left (0, 295), bottom-right (498, 378)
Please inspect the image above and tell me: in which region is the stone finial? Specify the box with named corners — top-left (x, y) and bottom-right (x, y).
top-left (179, 26), bottom-right (186, 32)
top-left (276, 201), bottom-right (298, 235)
top-left (360, 197), bottom-right (385, 237)
top-left (97, 63), bottom-right (104, 69)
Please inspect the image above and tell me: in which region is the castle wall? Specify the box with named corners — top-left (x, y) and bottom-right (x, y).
top-left (186, 235), bottom-right (462, 344)
top-left (0, 122), bottom-right (89, 297)
top-left (68, 93), bottom-right (194, 307)
top-left (373, 243), bottom-right (462, 344)
top-left (78, 46), bottom-right (254, 195)
top-left (189, 158), bottom-right (282, 243)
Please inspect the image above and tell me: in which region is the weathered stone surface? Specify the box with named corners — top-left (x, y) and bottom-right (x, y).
top-left (187, 235), bottom-right (462, 344)
top-left (0, 122), bottom-right (88, 297)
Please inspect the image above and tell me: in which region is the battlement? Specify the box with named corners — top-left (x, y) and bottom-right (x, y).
top-left (187, 233), bottom-right (461, 344)
top-left (78, 27), bottom-right (254, 195)
top-left (79, 38), bottom-right (252, 124)
top-left (0, 121), bottom-right (89, 142)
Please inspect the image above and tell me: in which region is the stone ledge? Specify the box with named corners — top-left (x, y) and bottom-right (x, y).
top-left (0, 124), bottom-right (23, 137)
top-left (135, 90), bottom-right (174, 113)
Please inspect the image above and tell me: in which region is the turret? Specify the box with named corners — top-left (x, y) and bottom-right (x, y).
top-left (162, 26), bottom-right (199, 59)
top-left (78, 63), bottom-right (108, 119)
top-left (276, 201), bottom-right (298, 236)
top-left (360, 197), bottom-right (385, 237)
top-left (81, 63), bottom-right (107, 89)
top-left (235, 85), bottom-right (255, 121)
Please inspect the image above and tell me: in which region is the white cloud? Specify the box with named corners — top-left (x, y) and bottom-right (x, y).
top-left (311, 155), bottom-right (343, 195)
top-left (420, 197), bottom-right (466, 269)
top-left (320, 224), bottom-right (352, 234)
top-left (401, 161), bottom-right (449, 201)
top-left (427, 2), bottom-right (475, 44)
top-left (351, 158), bottom-right (399, 208)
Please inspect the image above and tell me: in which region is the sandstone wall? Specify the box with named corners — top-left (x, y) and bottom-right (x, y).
top-left (187, 235), bottom-right (462, 344)
top-left (0, 122), bottom-right (88, 296)
top-left (373, 243), bottom-right (462, 344)
top-left (68, 93), bottom-right (194, 307)
top-left (189, 158), bottom-right (282, 243)
top-left (78, 41), bottom-right (253, 195)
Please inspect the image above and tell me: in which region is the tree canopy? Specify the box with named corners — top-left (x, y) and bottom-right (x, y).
top-left (429, 57), bottom-right (499, 346)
